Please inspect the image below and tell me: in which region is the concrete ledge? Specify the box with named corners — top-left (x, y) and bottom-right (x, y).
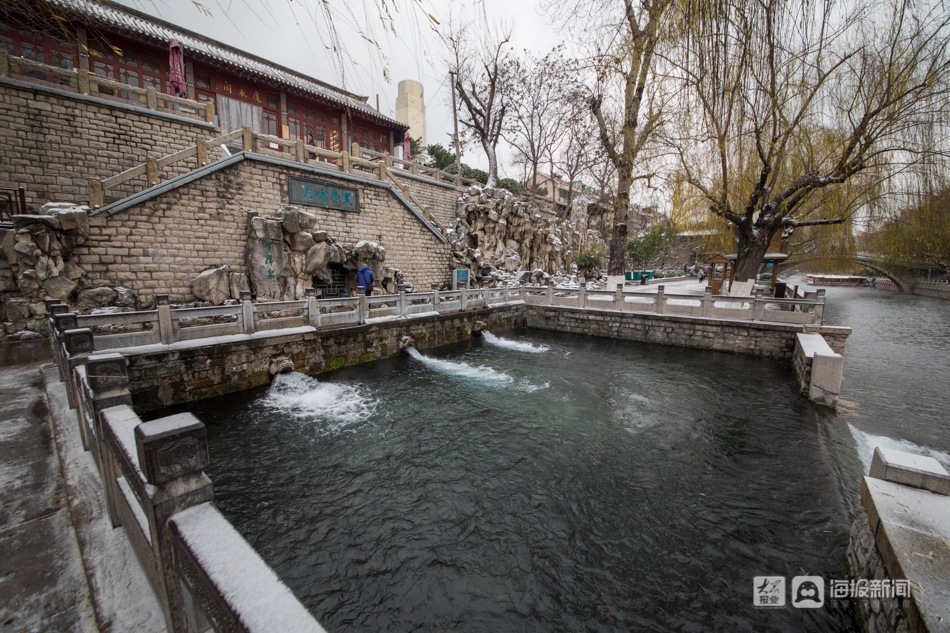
top-left (870, 447), bottom-right (950, 496)
top-left (860, 473), bottom-right (950, 633)
top-left (171, 503), bottom-right (326, 632)
top-left (795, 332), bottom-right (844, 407)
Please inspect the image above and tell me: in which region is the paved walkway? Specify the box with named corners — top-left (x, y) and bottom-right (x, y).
top-left (0, 341), bottom-right (164, 633)
top-left (0, 342), bottom-right (97, 633)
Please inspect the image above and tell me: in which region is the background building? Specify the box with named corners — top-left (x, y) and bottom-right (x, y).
top-left (395, 79), bottom-right (426, 149)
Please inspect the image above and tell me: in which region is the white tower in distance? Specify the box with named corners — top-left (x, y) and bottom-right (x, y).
top-left (395, 79), bottom-right (426, 149)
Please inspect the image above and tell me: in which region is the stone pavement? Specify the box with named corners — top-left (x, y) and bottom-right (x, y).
top-left (0, 341), bottom-right (98, 633)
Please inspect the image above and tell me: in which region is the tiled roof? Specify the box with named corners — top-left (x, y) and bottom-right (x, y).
top-left (51, 0), bottom-right (407, 130)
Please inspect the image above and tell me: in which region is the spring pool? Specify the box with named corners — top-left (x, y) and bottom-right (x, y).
top-left (181, 329), bottom-right (858, 631)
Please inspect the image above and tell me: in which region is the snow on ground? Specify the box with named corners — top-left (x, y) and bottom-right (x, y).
top-left (43, 366), bottom-right (167, 632)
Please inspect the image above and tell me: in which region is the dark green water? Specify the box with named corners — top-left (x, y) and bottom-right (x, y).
top-left (185, 330), bottom-right (860, 632)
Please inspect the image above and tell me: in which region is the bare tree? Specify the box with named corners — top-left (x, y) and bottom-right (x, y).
top-left (670, 0), bottom-right (950, 281)
top-left (449, 24), bottom-right (514, 188)
top-left (569, 0), bottom-right (674, 276)
top-left (507, 47), bottom-right (572, 196)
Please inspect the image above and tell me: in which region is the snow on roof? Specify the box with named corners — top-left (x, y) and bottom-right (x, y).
top-left (51, 0), bottom-right (407, 131)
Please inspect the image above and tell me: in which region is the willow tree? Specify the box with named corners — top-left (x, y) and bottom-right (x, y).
top-left (670, 0), bottom-right (950, 281)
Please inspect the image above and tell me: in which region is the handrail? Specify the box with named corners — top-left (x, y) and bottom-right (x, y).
top-left (70, 285), bottom-right (825, 353)
top-left (44, 325), bottom-right (324, 632)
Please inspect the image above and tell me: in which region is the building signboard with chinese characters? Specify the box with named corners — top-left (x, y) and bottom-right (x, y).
top-left (288, 176), bottom-right (359, 212)
top-left (211, 77), bottom-right (269, 105)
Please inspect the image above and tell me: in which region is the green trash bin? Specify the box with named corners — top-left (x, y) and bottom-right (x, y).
top-left (646, 270), bottom-right (654, 280)
top-left (625, 271), bottom-right (633, 281)
top-left (632, 271), bottom-right (642, 281)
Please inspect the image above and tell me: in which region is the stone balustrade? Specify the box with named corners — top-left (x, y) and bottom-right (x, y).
top-left (46, 309), bottom-right (325, 633)
top-left (69, 285), bottom-right (828, 354)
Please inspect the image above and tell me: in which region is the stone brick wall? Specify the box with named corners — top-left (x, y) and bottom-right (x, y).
top-left (75, 156), bottom-right (453, 302)
top-left (390, 172), bottom-right (464, 226)
top-left (911, 280), bottom-right (950, 301)
top-left (0, 80), bottom-right (216, 210)
top-left (126, 304), bottom-right (527, 411)
top-left (525, 305), bottom-right (805, 360)
top-left (846, 504), bottom-right (911, 633)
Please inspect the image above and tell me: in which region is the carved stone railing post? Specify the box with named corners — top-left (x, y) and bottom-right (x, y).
top-left (156, 294), bottom-right (176, 344)
top-left (546, 286), bottom-right (554, 305)
top-left (146, 156), bottom-right (159, 187)
top-left (614, 283), bottom-right (624, 311)
top-left (815, 289), bottom-right (826, 324)
top-left (134, 413), bottom-right (214, 633)
top-left (85, 353), bottom-right (133, 527)
top-left (460, 286), bottom-right (468, 311)
top-left (655, 285), bottom-right (666, 315)
top-left (341, 151), bottom-right (350, 173)
top-left (503, 286), bottom-right (511, 303)
top-left (240, 291), bottom-right (256, 334)
top-left (432, 285), bottom-right (440, 309)
top-left (398, 286), bottom-right (407, 316)
top-left (46, 303), bottom-right (70, 380)
top-left (242, 126), bottom-right (254, 151)
top-left (305, 288), bottom-right (321, 328)
top-left (196, 138), bottom-right (208, 166)
top-left (89, 178), bottom-right (104, 209)
top-left (702, 286), bottom-right (713, 317)
top-left (62, 327), bottom-right (94, 408)
top-left (146, 87), bottom-right (158, 110)
top-left (578, 286), bottom-right (587, 309)
top-left (753, 288), bottom-right (765, 321)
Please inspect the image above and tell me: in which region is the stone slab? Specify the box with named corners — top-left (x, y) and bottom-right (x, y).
top-left (797, 332), bottom-right (837, 358)
top-left (863, 476), bottom-right (950, 633)
top-left (870, 447), bottom-right (950, 496)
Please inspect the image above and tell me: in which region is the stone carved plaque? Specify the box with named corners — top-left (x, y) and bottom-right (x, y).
top-left (288, 175), bottom-right (359, 212)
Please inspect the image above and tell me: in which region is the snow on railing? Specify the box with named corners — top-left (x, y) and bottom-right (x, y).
top-left (45, 306), bottom-right (325, 633)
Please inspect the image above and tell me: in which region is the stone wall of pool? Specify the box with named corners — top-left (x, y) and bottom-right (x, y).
top-left (118, 302), bottom-right (850, 412)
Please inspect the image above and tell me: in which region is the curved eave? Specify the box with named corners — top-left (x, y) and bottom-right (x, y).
top-left (65, 3), bottom-right (407, 130)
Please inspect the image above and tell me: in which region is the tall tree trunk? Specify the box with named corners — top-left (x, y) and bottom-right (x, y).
top-left (608, 224), bottom-right (628, 276)
top-left (608, 169), bottom-right (633, 275)
top-left (484, 142), bottom-right (498, 188)
top-left (733, 225), bottom-right (772, 281)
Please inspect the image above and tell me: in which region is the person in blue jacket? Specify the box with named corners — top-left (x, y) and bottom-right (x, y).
top-left (356, 264), bottom-right (375, 296)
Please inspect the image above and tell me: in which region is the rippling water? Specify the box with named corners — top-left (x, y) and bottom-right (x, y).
top-left (815, 281), bottom-right (950, 458)
top-left (187, 330), bottom-right (860, 632)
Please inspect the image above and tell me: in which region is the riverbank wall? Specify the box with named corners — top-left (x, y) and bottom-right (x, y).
top-left (910, 280), bottom-right (950, 301)
top-left (50, 291), bottom-right (849, 412)
top-left (123, 305), bottom-right (527, 412)
top-left (846, 448), bottom-right (950, 633)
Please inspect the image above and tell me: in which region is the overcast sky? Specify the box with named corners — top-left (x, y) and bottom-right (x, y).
top-left (116, 0), bottom-right (565, 175)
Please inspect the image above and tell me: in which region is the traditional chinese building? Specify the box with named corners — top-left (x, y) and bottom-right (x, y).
top-left (0, 0), bottom-right (405, 156)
